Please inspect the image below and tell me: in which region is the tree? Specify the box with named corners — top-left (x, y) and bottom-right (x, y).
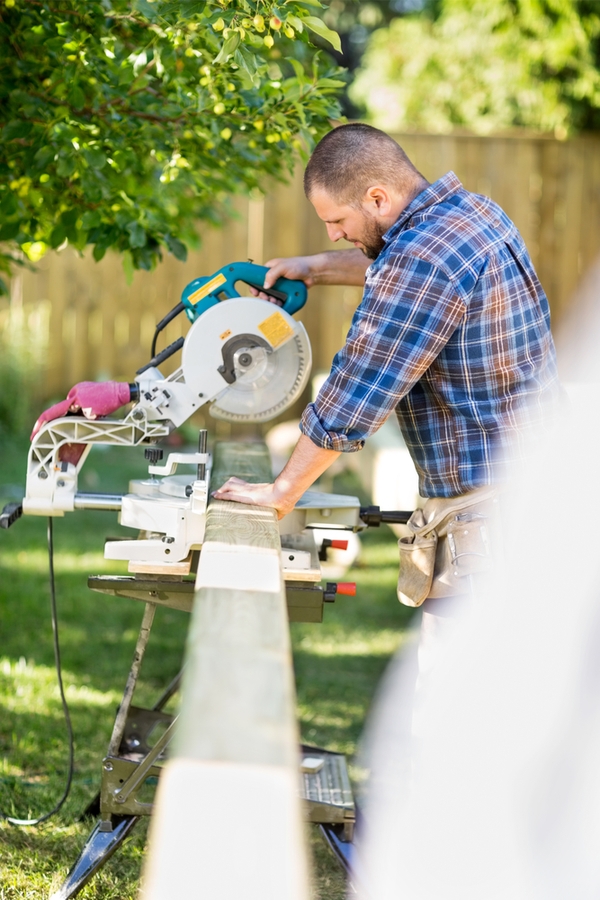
top-left (350, 0), bottom-right (600, 137)
top-left (319, 0), bottom-right (436, 115)
top-left (0, 0), bottom-right (345, 293)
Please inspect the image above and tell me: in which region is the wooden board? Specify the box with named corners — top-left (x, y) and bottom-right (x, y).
top-left (142, 441), bottom-right (310, 900)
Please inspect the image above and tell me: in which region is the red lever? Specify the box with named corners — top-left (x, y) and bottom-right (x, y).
top-left (330, 539), bottom-right (349, 551)
top-left (336, 582), bottom-right (356, 596)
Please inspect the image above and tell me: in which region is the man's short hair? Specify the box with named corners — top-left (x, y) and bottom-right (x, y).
top-left (304, 123), bottom-right (421, 206)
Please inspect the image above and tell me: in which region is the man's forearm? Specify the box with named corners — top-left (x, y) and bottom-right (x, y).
top-left (310, 250), bottom-right (370, 287)
top-left (275, 434), bottom-right (341, 503)
top-left (263, 250), bottom-right (369, 291)
top-left (211, 434), bottom-right (341, 518)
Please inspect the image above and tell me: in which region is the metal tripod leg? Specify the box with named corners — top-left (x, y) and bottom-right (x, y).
top-left (107, 602), bottom-right (156, 758)
top-left (48, 816), bottom-right (139, 900)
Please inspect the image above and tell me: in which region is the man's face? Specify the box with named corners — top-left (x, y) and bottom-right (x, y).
top-left (309, 188), bottom-right (387, 260)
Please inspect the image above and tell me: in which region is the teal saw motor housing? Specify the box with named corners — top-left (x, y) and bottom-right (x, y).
top-left (181, 261), bottom-right (308, 322)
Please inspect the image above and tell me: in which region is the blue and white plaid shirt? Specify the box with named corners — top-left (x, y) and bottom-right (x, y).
top-left (301, 172), bottom-right (560, 498)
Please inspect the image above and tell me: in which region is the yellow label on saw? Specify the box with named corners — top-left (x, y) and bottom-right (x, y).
top-left (257, 311), bottom-right (294, 348)
top-left (187, 272), bottom-right (227, 304)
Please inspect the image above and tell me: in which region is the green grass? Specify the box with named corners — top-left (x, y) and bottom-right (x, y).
top-left (0, 437), bottom-right (414, 899)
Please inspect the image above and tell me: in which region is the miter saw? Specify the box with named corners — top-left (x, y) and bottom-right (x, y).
top-left (2, 261), bottom-right (316, 571)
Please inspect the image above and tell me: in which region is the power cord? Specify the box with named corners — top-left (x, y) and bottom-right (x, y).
top-left (1, 518), bottom-right (75, 826)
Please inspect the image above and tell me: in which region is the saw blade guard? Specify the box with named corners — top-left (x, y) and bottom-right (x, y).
top-left (181, 297), bottom-right (312, 422)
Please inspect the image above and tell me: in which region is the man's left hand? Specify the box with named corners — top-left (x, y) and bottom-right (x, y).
top-left (212, 477), bottom-right (298, 520)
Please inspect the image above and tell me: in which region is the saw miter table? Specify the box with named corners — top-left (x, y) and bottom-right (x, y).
top-left (1, 262), bottom-right (411, 899)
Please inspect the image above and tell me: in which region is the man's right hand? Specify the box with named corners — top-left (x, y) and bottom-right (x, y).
top-left (251, 249), bottom-right (369, 302)
top-left (263, 255), bottom-right (322, 291)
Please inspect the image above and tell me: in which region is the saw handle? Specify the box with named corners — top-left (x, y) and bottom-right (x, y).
top-left (181, 261), bottom-right (308, 322)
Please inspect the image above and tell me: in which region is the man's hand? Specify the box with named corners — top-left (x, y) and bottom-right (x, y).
top-left (263, 255), bottom-right (323, 291)
top-left (250, 250), bottom-right (369, 302)
top-left (211, 477), bottom-right (298, 520)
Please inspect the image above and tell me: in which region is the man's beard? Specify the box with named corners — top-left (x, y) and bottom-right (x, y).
top-left (358, 214), bottom-right (387, 260)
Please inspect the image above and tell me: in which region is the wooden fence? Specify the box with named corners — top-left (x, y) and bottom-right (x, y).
top-left (2, 131), bottom-right (599, 402)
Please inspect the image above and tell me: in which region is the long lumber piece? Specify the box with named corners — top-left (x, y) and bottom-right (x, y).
top-left (141, 442), bottom-right (310, 900)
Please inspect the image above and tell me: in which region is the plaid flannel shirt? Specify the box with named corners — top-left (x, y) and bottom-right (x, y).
top-left (300, 172), bottom-right (560, 498)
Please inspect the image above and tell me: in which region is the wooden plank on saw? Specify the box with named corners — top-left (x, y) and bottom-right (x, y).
top-left (141, 441), bottom-right (310, 900)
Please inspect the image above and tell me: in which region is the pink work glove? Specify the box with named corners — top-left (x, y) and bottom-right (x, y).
top-left (30, 381), bottom-right (132, 441)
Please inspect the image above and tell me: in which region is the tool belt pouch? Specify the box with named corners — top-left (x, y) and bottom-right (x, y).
top-left (397, 510), bottom-right (438, 608)
top-left (397, 487), bottom-right (497, 606)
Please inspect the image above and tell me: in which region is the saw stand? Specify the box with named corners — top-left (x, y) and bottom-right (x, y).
top-left (50, 536), bottom-right (357, 900)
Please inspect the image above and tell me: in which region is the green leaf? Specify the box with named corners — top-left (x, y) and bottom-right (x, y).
top-left (0, 193), bottom-right (18, 216)
top-left (2, 121), bottom-right (34, 142)
top-left (303, 16), bottom-right (341, 52)
top-left (93, 243), bottom-right (107, 262)
top-left (235, 44), bottom-right (258, 76)
top-left (286, 15), bottom-right (304, 33)
top-left (0, 222), bottom-right (20, 242)
top-left (33, 146), bottom-right (56, 170)
top-left (122, 250), bottom-right (135, 285)
top-left (165, 233), bottom-right (187, 261)
top-left (49, 224), bottom-right (67, 248)
top-left (214, 32), bottom-right (241, 64)
top-left (282, 81), bottom-right (303, 101)
top-left (60, 209), bottom-right (79, 227)
top-left (83, 148), bottom-right (107, 169)
top-left (317, 78), bottom-right (347, 88)
top-left (127, 222), bottom-right (147, 248)
top-left (288, 58), bottom-right (305, 79)
top-left (68, 86), bottom-right (86, 110)
top-left (81, 210), bottom-right (102, 230)
top-left (133, 0), bottom-right (159, 19)
top-left (234, 45), bottom-right (261, 87)
top-left (56, 156), bottom-right (77, 177)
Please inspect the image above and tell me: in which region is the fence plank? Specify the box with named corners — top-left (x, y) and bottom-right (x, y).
top-left (141, 441), bottom-right (309, 900)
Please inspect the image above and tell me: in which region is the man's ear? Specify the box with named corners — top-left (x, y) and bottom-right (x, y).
top-left (364, 185), bottom-right (393, 216)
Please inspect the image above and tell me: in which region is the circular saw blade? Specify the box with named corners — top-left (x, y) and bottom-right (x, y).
top-left (210, 323), bottom-right (311, 422)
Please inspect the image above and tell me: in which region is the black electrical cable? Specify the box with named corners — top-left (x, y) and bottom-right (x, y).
top-left (1, 518), bottom-right (75, 826)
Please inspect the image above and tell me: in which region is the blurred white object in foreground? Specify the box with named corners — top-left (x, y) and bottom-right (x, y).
top-left (357, 261), bottom-right (600, 900)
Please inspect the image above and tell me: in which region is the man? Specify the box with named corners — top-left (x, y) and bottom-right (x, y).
top-left (213, 124), bottom-right (560, 577)
top-left (33, 124), bottom-right (559, 604)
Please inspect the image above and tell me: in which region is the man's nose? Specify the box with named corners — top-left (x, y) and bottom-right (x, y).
top-left (326, 223), bottom-right (344, 242)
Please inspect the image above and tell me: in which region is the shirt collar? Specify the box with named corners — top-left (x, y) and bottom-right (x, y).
top-left (383, 171), bottom-right (463, 244)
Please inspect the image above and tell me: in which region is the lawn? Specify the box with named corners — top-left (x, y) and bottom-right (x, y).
top-left (0, 435), bottom-right (414, 899)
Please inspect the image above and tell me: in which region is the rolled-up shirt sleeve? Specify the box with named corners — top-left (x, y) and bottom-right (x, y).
top-left (300, 254), bottom-right (466, 452)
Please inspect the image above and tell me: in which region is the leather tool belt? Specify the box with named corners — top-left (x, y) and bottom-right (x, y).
top-left (397, 485), bottom-right (499, 607)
